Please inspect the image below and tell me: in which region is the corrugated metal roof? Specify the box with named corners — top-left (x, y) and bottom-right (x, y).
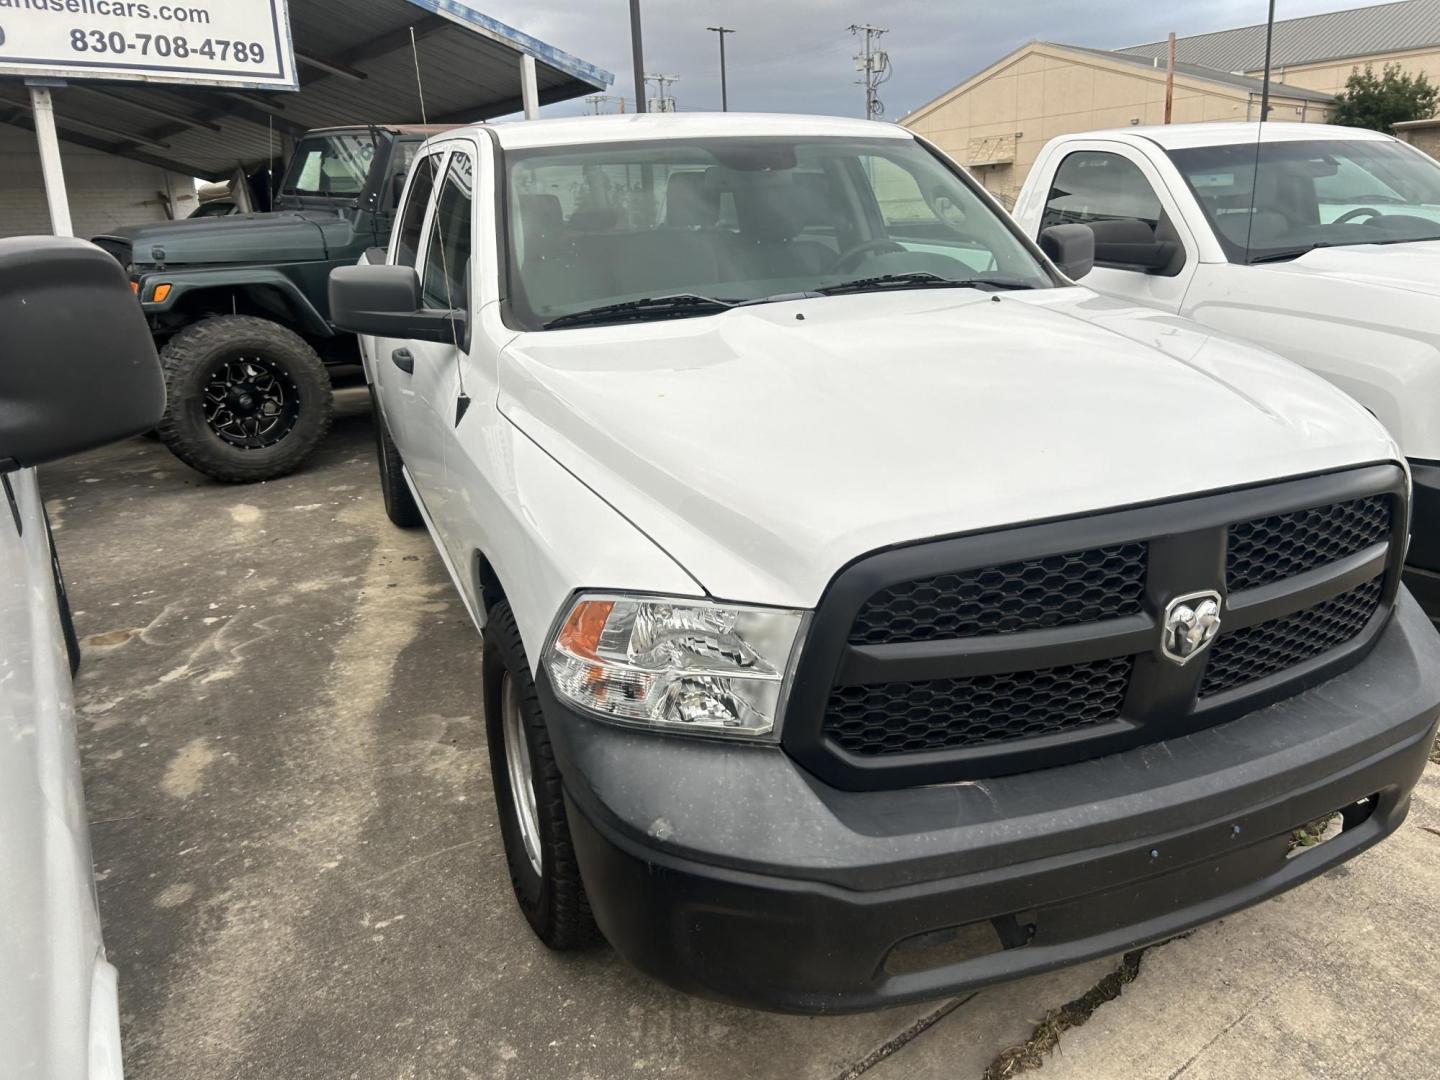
top-left (1119, 0), bottom-right (1440, 72)
top-left (0, 0), bottom-right (611, 180)
top-left (1055, 42), bottom-right (1337, 102)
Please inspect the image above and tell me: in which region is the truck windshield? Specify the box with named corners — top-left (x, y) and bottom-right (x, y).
top-left (280, 133), bottom-right (376, 198)
top-left (1168, 138), bottom-right (1440, 263)
top-left (504, 136), bottom-right (1054, 329)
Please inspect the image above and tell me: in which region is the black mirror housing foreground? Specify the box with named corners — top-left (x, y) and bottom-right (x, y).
top-left (1038, 224), bottom-right (1095, 281)
top-left (0, 236), bottom-right (165, 472)
top-left (329, 263), bottom-right (463, 345)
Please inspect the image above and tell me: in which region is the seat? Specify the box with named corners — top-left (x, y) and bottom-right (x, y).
top-left (731, 182), bottom-right (833, 278)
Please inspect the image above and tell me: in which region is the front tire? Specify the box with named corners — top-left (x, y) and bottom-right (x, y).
top-left (156, 315), bottom-right (334, 483)
top-left (483, 601), bottom-right (598, 949)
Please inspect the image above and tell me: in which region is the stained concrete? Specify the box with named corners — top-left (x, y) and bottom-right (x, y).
top-left (44, 389), bottom-right (1440, 1079)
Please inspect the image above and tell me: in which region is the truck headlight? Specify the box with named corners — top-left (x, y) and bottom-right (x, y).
top-left (544, 594), bottom-right (807, 739)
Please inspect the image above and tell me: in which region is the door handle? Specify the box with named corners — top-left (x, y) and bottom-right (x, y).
top-left (391, 347), bottom-right (415, 374)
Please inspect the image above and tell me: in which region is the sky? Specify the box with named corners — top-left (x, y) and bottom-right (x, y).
top-left (479, 0), bottom-right (1402, 119)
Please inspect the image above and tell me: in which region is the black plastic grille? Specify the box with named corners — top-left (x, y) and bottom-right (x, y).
top-left (848, 543), bottom-right (1146, 645)
top-left (1199, 577), bottom-right (1384, 698)
top-left (825, 657), bottom-right (1133, 755)
top-left (1227, 496), bottom-right (1390, 592)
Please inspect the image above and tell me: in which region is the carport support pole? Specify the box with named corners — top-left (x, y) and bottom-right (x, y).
top-left (520, 53), bottom-right (540, 120)
top-left (26, 81), bottom-right (73, 237)
top-left (630, 0), bottom-right (647, 113)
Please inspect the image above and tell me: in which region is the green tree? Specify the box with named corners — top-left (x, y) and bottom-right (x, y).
top-left (1330, 63), bottom-right (1440, 133)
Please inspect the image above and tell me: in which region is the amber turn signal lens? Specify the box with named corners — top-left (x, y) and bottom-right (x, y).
top-left (151, 283), bottom-right (172, 303)
top-left (555, 599), bottom-right (614, 660)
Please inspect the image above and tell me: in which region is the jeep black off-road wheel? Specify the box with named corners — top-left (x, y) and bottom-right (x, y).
top-left (156, 315), bottom-right (333, 483)
top-left (483, 601), bottom-right (598, 949)
top-left (368, 386), bottom-right (422, 528)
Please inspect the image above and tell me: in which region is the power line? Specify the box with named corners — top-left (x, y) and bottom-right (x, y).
top-left (848, 23), bottom-right (891, 120)
top-left (644, 72), bottom-right (680, 113)
top-left (584, 94), bottom-right (629, 114)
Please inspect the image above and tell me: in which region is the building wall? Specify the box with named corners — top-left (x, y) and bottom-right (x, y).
top-left (0, 123), bottom-right (197, 239)
top-left (904, 45), bottom-right (1326, 207)
top-left (1256, 46), bottom-right (1440, 96)
top-left (1396, 123), bottom-right (1440, 157)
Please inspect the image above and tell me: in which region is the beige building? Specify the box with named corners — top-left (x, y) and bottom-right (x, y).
top-left (904, 0), bottom-right (1440, 206)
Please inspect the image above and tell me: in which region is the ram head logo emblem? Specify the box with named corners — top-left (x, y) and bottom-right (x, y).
top-left (1161, 591), bottom-right (1222, 665)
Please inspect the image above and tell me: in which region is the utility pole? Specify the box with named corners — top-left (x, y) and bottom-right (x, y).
top-left (1258, 0), bottom-right (1277, 121)
top-left (1163, 32), bottom-right (1176, 123)
top-left (644, 73), bottom-right (680, 113)
top-left (706, 26), bottom-right (736, 111)
top-left (585, 94), bottom-right (628, 115)
top-left (630, 0), bottom-right (647, 113)
top-left (848, 23), bottom-right (891, 120)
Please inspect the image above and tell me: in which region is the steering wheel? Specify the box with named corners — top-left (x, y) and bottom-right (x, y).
top-left (831, 238), bottom-right (906, 272)
top-left (1334, 207), bottom-right (1383, 225)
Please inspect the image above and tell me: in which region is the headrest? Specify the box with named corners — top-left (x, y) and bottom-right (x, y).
top-left (665, 170), bottom-right (719, 227)
top-left (737, 182), bottom-right (810, 242)
top-left (795, 172), bottom-right (836, 227)
top-left (516, 193), bottom-right (562, 239)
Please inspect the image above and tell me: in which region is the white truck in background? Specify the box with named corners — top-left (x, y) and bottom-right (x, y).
top-left (1011, 122), bottom-right (1440, 614)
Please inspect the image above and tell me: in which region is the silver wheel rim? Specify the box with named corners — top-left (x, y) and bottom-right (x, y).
top-left (501, 673), bottom-right (543, 877)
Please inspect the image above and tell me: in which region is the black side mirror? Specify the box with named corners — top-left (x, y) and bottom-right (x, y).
top-left (1038, 224), bottom-right (1095, 281)
top-left (329, 263), bottom-right (463, 345)
top-left (1086, 219), bottom-right (1181, 273)
top-left (0, 237), bottom-right (165, 471)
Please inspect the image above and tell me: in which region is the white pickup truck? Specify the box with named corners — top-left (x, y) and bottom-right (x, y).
top-left (1012, 122), bottom-right (1440, 615)
top-left (330, 113), bottom-right (1440, 1013)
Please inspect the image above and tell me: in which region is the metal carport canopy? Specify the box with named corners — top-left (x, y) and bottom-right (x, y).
top-left (0, 0), bottom-right (613, 181)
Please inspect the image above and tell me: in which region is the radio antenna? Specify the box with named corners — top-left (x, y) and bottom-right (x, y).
top-left (407, 25), bottom-right (470, 423)
top-left (410, 26), bottom-right (429, 124)
top-left (1242, 0), bottom-right (1278, 264)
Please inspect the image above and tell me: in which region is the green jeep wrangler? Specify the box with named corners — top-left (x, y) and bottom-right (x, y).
top-left (93, 123), bottom-right (455, 483)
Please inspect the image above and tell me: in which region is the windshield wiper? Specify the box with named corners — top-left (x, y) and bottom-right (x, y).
top-left (817, 272), bottom-right (1032, 296)
top-left (1248, 243), bottom-right (1331, 265)
top-left (543, 293), bottom-right (738, 330)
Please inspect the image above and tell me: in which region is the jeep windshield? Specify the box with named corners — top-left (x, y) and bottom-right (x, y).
top-left (503, 136), bottom-right (1054, 330)
top-left (280, 132), bottom-right (377, 199)
top-left (1168, 138), bottom-right (1440, 264)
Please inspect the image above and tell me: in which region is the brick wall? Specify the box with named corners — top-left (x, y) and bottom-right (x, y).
top-left (0, 122), bottom-right (197, 239)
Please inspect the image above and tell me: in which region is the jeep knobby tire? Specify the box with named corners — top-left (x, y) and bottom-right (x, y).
top-left (157, 315), bottom-right (334, 483)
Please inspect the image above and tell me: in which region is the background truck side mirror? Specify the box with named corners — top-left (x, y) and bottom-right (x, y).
top-left (0, 237), bottom-right (165, 472)
top-left (1038, 224), bottom-right (1095, 281)
top-left (329, 264), bottom-right (464, 345)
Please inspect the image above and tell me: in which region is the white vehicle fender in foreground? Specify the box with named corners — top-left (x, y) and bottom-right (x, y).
top-left (440, 388), bottom-right (705, 672)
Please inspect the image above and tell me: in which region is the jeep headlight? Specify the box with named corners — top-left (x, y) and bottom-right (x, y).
top-left (544, 595), bottom-right (807, 739)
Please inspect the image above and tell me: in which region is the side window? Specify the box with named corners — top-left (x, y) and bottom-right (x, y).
top-left (1041, 151), bottom-right (1163, 232)
top-left (394, 152), bottom-right (442, 268)
top-left (421, 152), bottom-right (474, 313)
top-left (864, 156), bottom-right (937, 227)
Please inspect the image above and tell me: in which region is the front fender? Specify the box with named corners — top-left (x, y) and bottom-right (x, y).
top-left (138, 267), bottom-right (333, 337)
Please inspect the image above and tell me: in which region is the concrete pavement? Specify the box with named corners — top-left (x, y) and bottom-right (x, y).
top-left (45, 389), bottom-right (1440, 1079)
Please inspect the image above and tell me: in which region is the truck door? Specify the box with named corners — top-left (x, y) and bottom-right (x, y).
top-left (405, 146), bottom-right (475, 536)
top-left (1034, 143), bottom-right (1197, 313)
top-left (371, 149), bottom-right (444, 491)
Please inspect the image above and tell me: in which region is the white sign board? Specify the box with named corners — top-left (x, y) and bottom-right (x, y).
top-left (0, 0), bottom-right (297, 90)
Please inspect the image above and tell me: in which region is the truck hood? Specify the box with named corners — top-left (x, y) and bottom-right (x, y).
top-left (1258, 240), bottom-right (1440, 299)
top-left (94, 209), bottom-right (353, 268)
top-left (497, 288), bottom-right (1397, 608)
